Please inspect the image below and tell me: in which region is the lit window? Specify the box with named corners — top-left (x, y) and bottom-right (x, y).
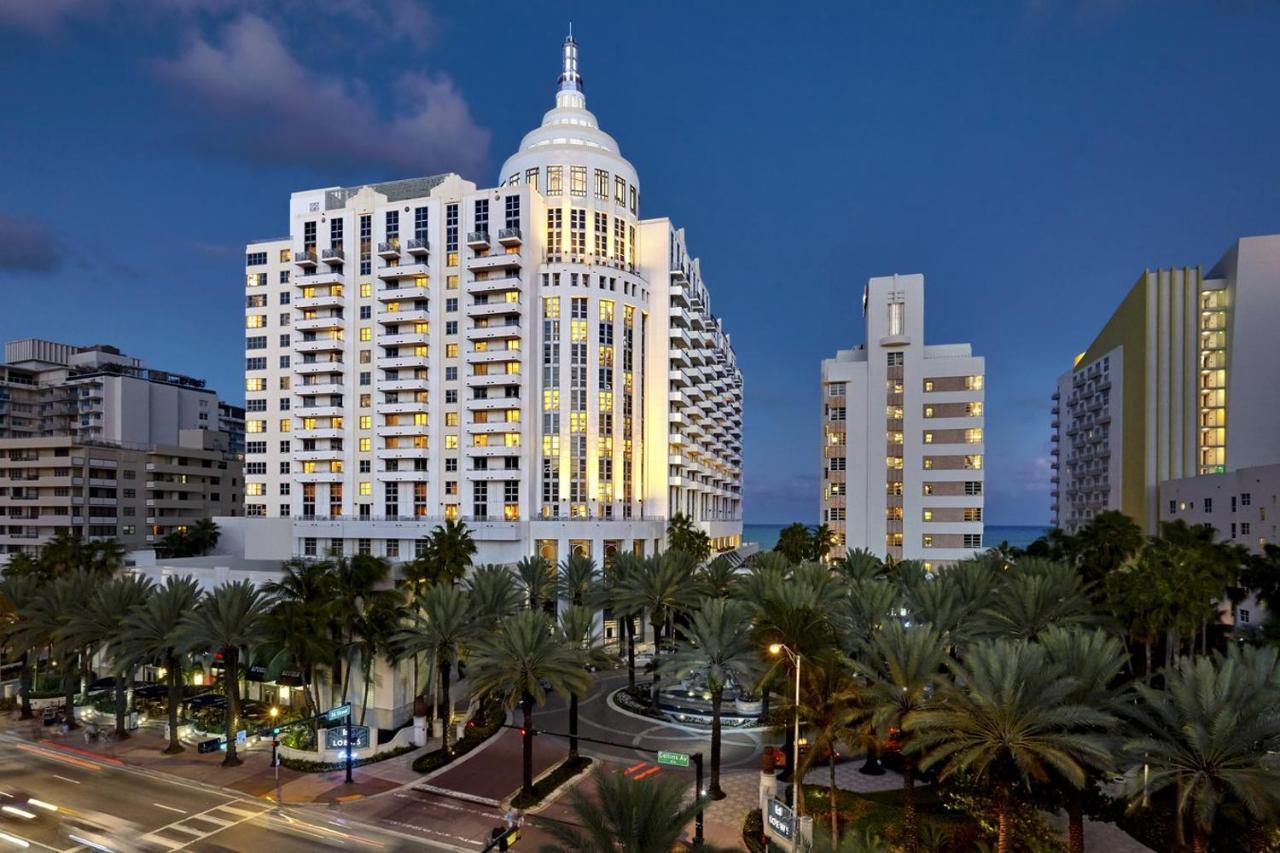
top-left (446, 343), bottom-right (459, 358)
top-left (360, 327), bottom-right (372, 342)
top-left (358, 438), bottom-right (371, 452)
top-left (279, 419), bottom-right (291, 432)
top-left (359, 416), bottom-right (372, 429)
top-left (360, 283), bottom-right (372, 298)
top-left (445, 435), bottom-right (458, 449)
top-left (359, 482), bottom-right (372, 496)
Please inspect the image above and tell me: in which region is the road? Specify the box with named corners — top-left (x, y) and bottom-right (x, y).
top-left (0, 735), bottom-right (452, 852)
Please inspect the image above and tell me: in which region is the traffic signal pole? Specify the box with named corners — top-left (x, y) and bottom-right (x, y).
top-left (345, 714), bottom-right (354, 784)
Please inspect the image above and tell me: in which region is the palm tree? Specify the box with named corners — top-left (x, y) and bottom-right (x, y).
top-left (908, 639), bottom-right (1113, 853)
top-left (617, 551), bottom-right (699, 709)
top-left (1038, 626), bottom-right (1127, 853)
top-left (1124, 647), bottom-right (1280, 853)
top-left (187, 518), bottom-right (220, 556)
top-left (350, 591), bottom-right (405, 725)
top-left (556, 553), bottom-right (599, 607)
top-left (809, 523), bottom-right (838, 562)
top-left (660, 598), bottom-right (759, 798)
top-left (114, 575), bottom-right (201, 753)
top-left (515, 555), bottom-right (556, 613)
top-left (0, 573), bottom-right (42, 719)
top-left (177, 580), bottom-right (274, 767)
top-left (695, 556), bottom-right (739, 600)
top-left (558, 604), bottom-right (611, 760)
top-left (38, 530), bottom-right (91, 577)
top-left (1073, 510), bottom-right (1143, 587)
top-left (16, 571), bottom-right (93, 729)
top-left (466, 564), bottom-right (523, 631)
top-left (603, 553), bottom-right (644, 688)
top-left (85, 539), bottom-right (125, 577)
top-left (69, 574), bottom-right (155, 738)
top-left (832, 547), bottom-right (885, 582)
top-left (775, 523), bottom-right (812, 565)
top-left (331, 554), bottom-right (393, 703)
top-left (790, 650), bottom-right (864, 842)
top-left (433, 519), bottom-right (478, 580)
top-left (976, 560), bottom-right (1098, 641)
top-left (466, 609), bottom-right (591, 797)
top-left (539, 766), bottom-right (711, 853)
top-left (665, 512), bottom-right (705, 560)
top-left (392, 583), bottom-right (476, 753)
top-left (857, 623), bottom-right (946, 853)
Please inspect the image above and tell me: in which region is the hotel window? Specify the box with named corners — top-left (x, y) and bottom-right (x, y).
top-left (570, 165), bottom-right (587, 197)
top-left (594, 212), bottom-right (608, 256)
top-left (570, 209), bottom-right (586, 255)
top-left (246, 378), bottom-right (266, 392)
top-left (923, 535), bottom-right (933, 548)
top-left (827, 383), bottom-right (845, 397)
top-left (963, 507), bottom-right (983, 522)
top-left (246, 314), bottom-right (266, 329)
top-left (888, 300), bottom-right (904, 336)
top-left (924, 432), bottom-right (934, 444)
top-left (547, 208), bottom-right (562, 255)
top-left (965, 428), bottom-right (983, 443)
top-left (414, 206), bottom-right (428, 241)
top-left (963, 534), bottom-right (982, 549)
top-left (446, 202), bottom-right (458, 266)
top-left (966, 401), bottom-right (984, 416)
top-left (359, 482), bottom-right (372, 496)
top-left (614, 175), bottom-right (626, 204)
top-left (547, 165), bottom-right (563, 195)
top-left (964, 481), bottom-right (983, 495)
top-left (629, 184), bottom-right (637, 213)
top-left (964, 454), bottom-right (983, 470)
top-left (359, 214), bottom-right (371, 275)
top-left (332, 216), bottom-right (345, 249)
top-left (246, 252), bottom-right (267, 266)
top-left (359, 416), bottom-right (372, 429)
top-left (887, 352), bottom-right (903, 366)
top-left (966, 375), bottom-right (984, 390)
top-left (525, 167), bottom-right (539, 191)
top-left (923, 379), bottom-right (934, 392)
top-left (359, 437), bottom-right (371, 452)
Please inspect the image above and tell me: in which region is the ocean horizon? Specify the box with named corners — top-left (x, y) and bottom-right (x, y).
top-left (743, 522), bottom-right (1048, 552)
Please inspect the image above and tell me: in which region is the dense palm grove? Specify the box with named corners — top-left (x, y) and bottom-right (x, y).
top-left (3, 511), bottom-right (1280, 852)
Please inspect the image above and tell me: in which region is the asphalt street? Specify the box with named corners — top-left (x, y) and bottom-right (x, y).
top-left (0, 735), bottom-right (449, 852)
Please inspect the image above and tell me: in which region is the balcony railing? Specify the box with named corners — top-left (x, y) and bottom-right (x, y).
top-left (322, 248), bottom-right (345, 264)
top-left (497, 227), bottom-right (522, 246)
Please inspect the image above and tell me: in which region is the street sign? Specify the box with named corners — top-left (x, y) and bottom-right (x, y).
top-left (766, 798), bottom-right (794, 840)
top-left (325, 703), bottom-right (352, 722)
top-left (236, 729), bottom-right (247, 745)
top-left (197, 737), bottom-right (223, 754)
top-left (657, 750), bottom-right (690, 768)
top-left (325, 725), bottom-right (370, 750)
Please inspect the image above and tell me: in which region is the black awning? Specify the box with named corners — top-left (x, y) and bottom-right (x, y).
top-left (275, 669), bottom-right (309, 686)
top-left (245, 665), bottom-right (268, 683)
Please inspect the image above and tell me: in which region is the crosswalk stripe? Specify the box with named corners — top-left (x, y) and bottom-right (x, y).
top-left (166, 824), bottom-right (206, 836)
top-left (214, 804), bottom-right (262, 819)
top-left (189, 814), bottom-right (232, 827)
top-left (143, 834), bottom-right (185, 849)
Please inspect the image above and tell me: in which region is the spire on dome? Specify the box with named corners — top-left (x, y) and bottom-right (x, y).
top-left (555, 30), bottom-right (585, 109)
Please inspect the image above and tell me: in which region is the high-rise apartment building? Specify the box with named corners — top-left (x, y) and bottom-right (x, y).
top-left (0, 339), bottom-right (242, 555)
top-left (243, 36), bottom-right (743, 565)
top-left (820, 275), bottom-right (985, 566)
top-left (1050, 235), bottom-right (1280, 533)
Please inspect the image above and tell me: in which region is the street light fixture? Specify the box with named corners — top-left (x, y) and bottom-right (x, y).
top-left (769, 642), bottom-right (801, 852)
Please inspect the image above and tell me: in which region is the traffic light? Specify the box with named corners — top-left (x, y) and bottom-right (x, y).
top-left (490, 826), bottom-right (519, 851)
top-left (518, 726), bottom-right (538, 738)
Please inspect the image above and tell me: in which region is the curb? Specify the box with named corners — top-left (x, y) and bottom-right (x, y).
top-left (414, 782), bottom-right (502, 808)
top-left (509, 757), bottom-right (595, 816)
top-left (605, 688), bottom-right (773, 735)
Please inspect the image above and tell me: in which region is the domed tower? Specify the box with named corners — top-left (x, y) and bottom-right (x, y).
top-left (501, 34), bottom-right (651, 537)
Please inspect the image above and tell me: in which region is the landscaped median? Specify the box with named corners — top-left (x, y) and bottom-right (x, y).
top-left (509, 755), bottom-right (592, 809)
top-left (412, 695), bottom-right (506, 774)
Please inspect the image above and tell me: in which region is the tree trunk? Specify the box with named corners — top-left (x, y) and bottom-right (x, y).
top-left (828, 750), bottom-right (838, 849)
top-left (222, 646), bottom-right (241, 767)
top-left (1190, 827), bottom-right (1207, 853)
top-left (439, 659), bottom-right (452, 753)
top-left (760, 679), bottom-right (770, 721)
top-left (164, 654), bottom-right (183, 754)
top-left (625, 616), bottom-right (636, 689)
top-left (710, 688), bottom-right (724, 798)
top-left (1066, 792), bottom-right (1084, 853)
top-left (521, 693), bottom-right (535, 797)
top-left (359, 662), bottom-right (372, 726)
top-left (903, 756), bottom-right (918, 853)
top-left (995, 783), bottom-right (1011, 853)
top-left (1144, 640), bottom-right (1153, 678)
top-left (569, 693), bottom-right (580, 760)
top-left (62, 654), bottom-right (79, 730)
top-left (1246, 818), bottom-right (1267, 853)
top-left (649, 618), bottom-right (662, 710)
top-left (18, 652), bottom-right (33, 720)
top-left (114, 674), bottom-right (128, 738)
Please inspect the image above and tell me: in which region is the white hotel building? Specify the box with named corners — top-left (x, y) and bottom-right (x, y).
top-left (820, 275), bottom-right (985, 566)
top-left (241, 36), bottom-right (743, 566)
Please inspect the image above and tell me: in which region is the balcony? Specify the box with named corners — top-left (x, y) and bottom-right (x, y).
top-left (295, 250), bottom-right (318, 269)
top-left (297, 269), bottom-right (344, 287)
top-left (467, 373), bottom-right (522, 388)
top-left (381, 469), bottom-right (430, 482)
top-left (378, 401), bottom-right (430, 415)
top-left (469, 275), bottom-right (522, 295)
top-left (467, 300), bottom-right (522, 319)
top-left (294, 448), bottom-right (345, 462)
top-left (377, 241), bottom-right (401, 259)
top-left (295, 337), bottom-right (345, 353)
top-left (466, 231), bottom-right (491, 249)
top-left (468, 251), bottom-right (522, 273)
top-left (378, 280), bottom-right (429, 302)
top-left (295, 361), bottom-right (344, 375)
top-left (375, 447), bottom-right (428, 459)
top-left (379, 332), bottom-right (430, 347)
top-left (403, 238), bottom-right (429, 258)
top-left (380, 378), bottom-right (430, 392)
top-left (378, 261), bottom-right (430, 280)
top-left (669, 283), bottom-right (689, 307)
top-left (466, 323), bottom-right (522, 342)
top-left (378, 309), bottom-right (430, 325)
top-left (296, 470), bottom-right (344, 484)
top-left (466, 348), bottom-right (520, 364)
top-left (376, 424), bottom-right (426, 438)
top-left (295, 315), bottom-right (345, 332)
top-left (296, 293), bottom-right (345, 310)
top-left (294, 427), bottom-right (345, 441)
top-left (466, 396), bottom-right (521, 411)
top-left (497, 227), bottom-right (522, 247)
top-left (322, 248), bottom-right (345, 266)
top-left (377, 356), bottom-right (428, 370)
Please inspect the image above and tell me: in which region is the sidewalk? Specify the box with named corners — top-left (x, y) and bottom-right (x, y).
top-left (1, 709), bottom-right (428, 805)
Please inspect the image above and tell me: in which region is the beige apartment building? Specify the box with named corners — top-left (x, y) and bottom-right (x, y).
top-left (0, 339), bottom-right (242, 556)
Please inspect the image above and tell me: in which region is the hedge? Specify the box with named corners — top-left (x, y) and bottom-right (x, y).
top-left (279, 744), bottom-right (418, 773)
top-left (411, 695), bottom-right (506, 774)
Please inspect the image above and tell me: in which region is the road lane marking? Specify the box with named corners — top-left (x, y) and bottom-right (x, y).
top-left (632, 765), bottom-right (662, 780)
top-left (141, 799), bottom-right (271, 850)
top-left (153, 803), bottom-right (186, 814)
top-left (624, 760), bottom-right (647, 774)
top-left (166, 824), bottom-right (206, 836)
top-left (211, 804), bottom-right (258, 819)
top-left (50, 775), bottom-right (80, 785)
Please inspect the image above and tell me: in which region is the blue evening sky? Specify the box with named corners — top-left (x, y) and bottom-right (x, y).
top-left (1, 1), bottom-right (1277, 525)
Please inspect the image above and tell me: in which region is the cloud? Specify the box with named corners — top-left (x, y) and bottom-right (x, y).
top-left (0, 213), bottom-right (61, 272)
top-left (0, 0), bottom-right (105, 36)
top-left (154, 13), bottom-right (488, 177)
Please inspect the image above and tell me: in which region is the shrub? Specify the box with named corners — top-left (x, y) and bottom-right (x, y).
top-left (279, 744), bottom-right (417, 773)
top-left (412, 695), bottom-right (506, 774)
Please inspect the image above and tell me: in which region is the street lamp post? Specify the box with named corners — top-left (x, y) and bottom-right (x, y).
top-left (769, 643), bottom-right (801, 853)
